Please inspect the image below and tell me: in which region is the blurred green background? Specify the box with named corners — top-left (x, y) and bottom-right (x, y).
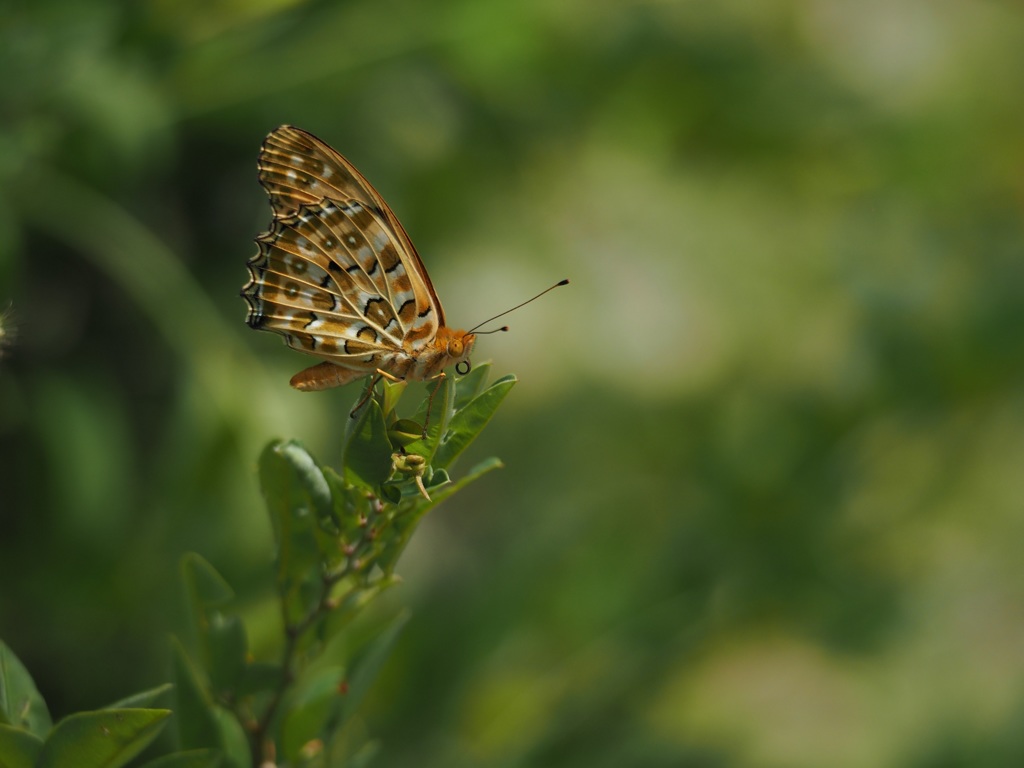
top-left (3, 0), bottom-right (1024, 765)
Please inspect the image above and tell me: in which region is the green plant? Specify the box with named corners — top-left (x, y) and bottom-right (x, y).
top-left (0, 366), bottom-right (514, 767)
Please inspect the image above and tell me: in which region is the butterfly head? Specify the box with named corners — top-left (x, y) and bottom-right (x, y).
top-left (447, 329), bottom-right (476, 375)
top-left (447, 332), bottom-right (475, 361)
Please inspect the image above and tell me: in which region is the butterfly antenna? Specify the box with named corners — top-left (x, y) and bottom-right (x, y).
top-left (468, 279), bottom-right (570, 334)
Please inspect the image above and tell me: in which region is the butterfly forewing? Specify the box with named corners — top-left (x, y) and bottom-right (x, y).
top-left (257, 126), bottom-right (444, 326)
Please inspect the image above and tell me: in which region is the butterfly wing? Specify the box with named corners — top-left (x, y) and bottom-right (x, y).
top-left (243, 127), bottom-right (448, 386)
top-left (257, 125), bottom-right (444, 331)
top-left (244, 200), bottom-right (412, 366)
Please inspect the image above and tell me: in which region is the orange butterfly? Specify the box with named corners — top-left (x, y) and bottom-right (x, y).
top-left (242, 125), bottom-right (476, 391)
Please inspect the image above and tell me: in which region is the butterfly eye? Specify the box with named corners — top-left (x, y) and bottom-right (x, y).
top-left (448, 338), bottom-right (464, 357)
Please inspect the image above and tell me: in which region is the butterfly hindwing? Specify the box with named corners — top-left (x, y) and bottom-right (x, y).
top-left (245, 201), bottom-right (411, 359)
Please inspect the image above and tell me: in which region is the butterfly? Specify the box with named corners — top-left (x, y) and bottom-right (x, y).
top-left (242, 125), bottom-right (476, 391)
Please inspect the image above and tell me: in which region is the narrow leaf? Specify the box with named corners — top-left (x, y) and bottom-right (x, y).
top-left (339, 611), bottom-right (410, 724)
top-left (207, 614), bottom-right (247, 693)
top-left (280, 666), bottom-right (346, 762)
top-left (170, 639), bottom-right (218, 751)
top-left (378, 457), bottom-right (503, 574)
top-left (434, 375), bottom-right (516, 469)
top-left (210, 707), bottom-right (250, 768)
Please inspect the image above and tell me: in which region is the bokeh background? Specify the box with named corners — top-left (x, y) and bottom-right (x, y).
top-left (3, 1), bottom-right (1024, 766)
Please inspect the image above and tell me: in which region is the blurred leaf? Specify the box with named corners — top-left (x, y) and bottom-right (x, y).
top-left (138, 749), bottom-right (223, 768)
top-left (421, 457), bottom-right (503, 511)
top-left (234, 663), bottom-right (282, 698)
top-left (280, 666), bottom-right (346, 763)
top-left (207, 614), bottom-right (247, 694)
top-left (178, 556), bottom-right (247, 692)
top-left (170, 639), bottom-right (218, 752)
top-left (36, 709), bottom-right (170, 768)
top-left (0, 640), bottom-right (51, 736)
top-left (343, 400), bottom-right (393, 489)
top-left (180, 554), bottom-right (234, 609)
top-left (319, 580), bottom-right (400, 647)
top-left (209, 708), bottom-right (249, 768)
top-left (106, 684), bottom-right (173, 710)
top-left (346, 741), bottom-right (380, 768)
top-left (337, 611), bottom-right (410, 727)
top-left (377, 456), bottom-right (504, 575)
top-left (258, 441), bottom-right (329, 623)
top-left (434, 374), bottom-right (516, 470)
top-left (0, 723), bottom-right (42, 768)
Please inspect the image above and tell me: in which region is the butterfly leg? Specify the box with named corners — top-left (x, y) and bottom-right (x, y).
top-left (420, 371), bottom-right (448, 434)
top-left (349, 373), bottom-right (384, 418)
top-left (349, 369), bottom-right (406, 418)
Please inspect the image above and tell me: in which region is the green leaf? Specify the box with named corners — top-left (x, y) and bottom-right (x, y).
top-left (0, 723), bottom-right (43, 768)
top-left (180, 553), bottom-right (234, 609)
top-left (36, 709), bottom-right (170, 768)
top-left (453, 361), bottom-right (492, 411)
top-left (209, 708), bottom-right (249, 768)
top-left (378, 457), bottom-right (503, 574)
top-left (343, 401), bottom-right (393, 489)
top-left (434, 375), bottom-right (516, 470)
top-left (428, 457), bottom-right (504, 508)
top-left (379, 482), bottom-right (402, 504)
top-left (234, 663), bottom-right (281, 698)
top-left (0, 640), bottom-right (51, 736)
top-left (378, 378), bottom-right (408, 417)
top-left (178, 555), bottom-right (247, 692)
top-left (260, 440), bottom-right (333, 524)
top-left (207, 614), bottom-right (247, 693)
top-left (169, 642), bottom-right (248, 768)
top-left (403, 376), bottom-right (455, 464)
top-left (386, 418), bottom-right (423, 449)
top-left (426, 468), bottom-right (450, 489)
top-left (258, 441), bottom-right (330, 623)
top-left (170, 639), bottom-right (218, 752)
top-left (282, 612), bottom-right (408, 762)
top-left (106, 684), bottom-right (173, 710)
top-left (280, 666), bottom-right (346, 762)
top-left (138, 749), bottom-right (223, 768)
top-left (338, 611), bottom-right (410, 725)
top-left (346, 741), bottom-right (381, 768)
top-left (318, 579), bottom-right (399, 647)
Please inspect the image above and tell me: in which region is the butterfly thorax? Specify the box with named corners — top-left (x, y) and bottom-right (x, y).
top-left (402, 326), bottom-right (475, 380)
